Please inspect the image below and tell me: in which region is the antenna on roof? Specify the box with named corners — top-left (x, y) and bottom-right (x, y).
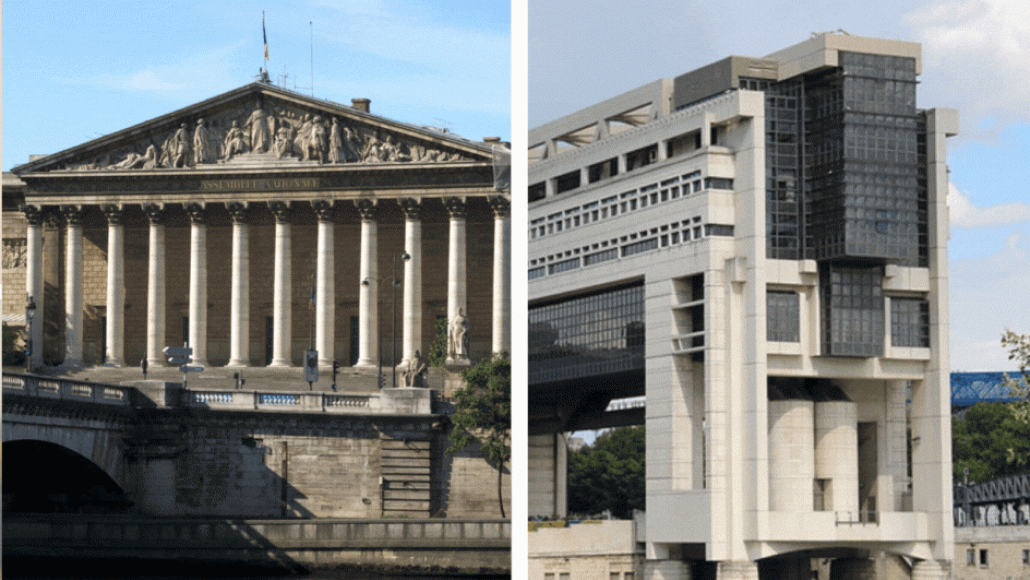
top-left (309, 21), bottom-right (315, 98)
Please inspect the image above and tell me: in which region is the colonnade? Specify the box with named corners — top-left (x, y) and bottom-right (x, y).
top-left (22, 196), bottom-right (511, 370)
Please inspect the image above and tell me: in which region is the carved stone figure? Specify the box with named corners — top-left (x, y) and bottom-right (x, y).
top-left (171, 123), bottom-right (191, 168)
top-left (2, 238), bottom-right (27, 269)
top-left (342, 124), bottom-right (362, 162)
top-left (402, 350), bottom-right (429, 388)
top-left (295, 114), bottom-right (314, 160)
top-left (245, 106), bottom-right (271, 153)
top-left (193, 118), bottom-right (217, 165)
top-left (223, 121), bottom-right (247, 161)
top-left (114, 145), bottom-right (158, 170)
top-left (307, 116), bottom-right (328, 163)
top-left (273, 125), bottom-right (292, 159)
top-left (363, 130), bottom-right (385, 163)
top-left (329, 117), bottom-right (343, 164)
top-left (448, 308), bottom-right (470, 360)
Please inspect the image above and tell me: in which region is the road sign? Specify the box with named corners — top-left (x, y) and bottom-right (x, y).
top-left (164, 345), bottom-right (193, 366)
top-left (304, 350), bottom-right (318, 385)
top-left (179, 365), bottom-right (204, 373)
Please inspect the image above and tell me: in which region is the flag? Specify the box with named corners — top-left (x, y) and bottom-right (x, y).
top-left (263, 14), bottom-right (269, 61)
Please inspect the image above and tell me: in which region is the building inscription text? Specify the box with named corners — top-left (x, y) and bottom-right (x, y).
top-left (201, 177), bottom-right (320, 191)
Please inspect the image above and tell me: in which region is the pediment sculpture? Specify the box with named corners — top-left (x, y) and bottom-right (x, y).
top-left (56, 100), bottom-right (476, 172)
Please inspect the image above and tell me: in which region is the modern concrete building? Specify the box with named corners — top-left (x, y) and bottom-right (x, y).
top-left (528, 34), bottom-right (957, 580)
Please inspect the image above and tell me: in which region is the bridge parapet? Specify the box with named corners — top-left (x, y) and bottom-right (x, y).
top-left (184, 386), bottom-right (433, 415)
top-left (3, 373), bottom-right (137, 408)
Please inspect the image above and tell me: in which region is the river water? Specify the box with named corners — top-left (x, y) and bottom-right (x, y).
top-left (2, 558), bottom-right (509, 580)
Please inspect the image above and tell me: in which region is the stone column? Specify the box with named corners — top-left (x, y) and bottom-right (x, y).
top-left (313, 200), bottom-right (335, 367)
top-left (102, 205), bottom-right (125, 366)
top-left (227, 202), bottom-right (250, 367)
top-left (186, 203), bottom-right (208, 367)
top-left (144, 204), bottom-right (166, 367)
top-left (490, 196), bottom-right (511, 354)
top-left (399, 198), bottom-right (422, 366)
top-left (23, 205), bottom-right (44, 369)
top-left (355, 199), bottom-right (378, 368)
top-left (269, 201), bottom-right (293, 367)
top-left (444, 197), bottom-right (469, 365)
top-left (62, 206), bottom-right (84, 368)
top-left (43, 213), bottom-right (63, 363)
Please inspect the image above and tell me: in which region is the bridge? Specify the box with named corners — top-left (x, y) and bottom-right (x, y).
top-left (2, 371), bottom-right (510, 572)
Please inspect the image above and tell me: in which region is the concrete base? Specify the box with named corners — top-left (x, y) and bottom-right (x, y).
top-left (646, 560), bottom-right (692, 580)
top-left (718, 561), bottom-right (759, 580)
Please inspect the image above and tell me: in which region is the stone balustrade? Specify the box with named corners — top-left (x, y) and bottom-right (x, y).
top-left (3, 372), bottom-right (434, 416)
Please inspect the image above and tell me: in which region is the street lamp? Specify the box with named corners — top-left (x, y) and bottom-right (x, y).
top-left (362, 252), bottom-right (409, 389)
top-left (25, 296), bottom-right (37, 373)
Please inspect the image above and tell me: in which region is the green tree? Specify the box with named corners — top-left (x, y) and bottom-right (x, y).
top-left (953, 402), bottom-right (1030, 483)
top-left (2, 323), bottom-right (26, 367)
top-left (567, 425), bottom-right (645, 519)
top-left (446, 353), bottom-right (511, 517)
top-left (1001, 327), bottom-right (1030, 400)
top-left (425, 316), bottom-right (448, 367)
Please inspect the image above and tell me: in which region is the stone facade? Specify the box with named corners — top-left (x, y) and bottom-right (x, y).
top-left (4, 81), bottom-right (511, 374)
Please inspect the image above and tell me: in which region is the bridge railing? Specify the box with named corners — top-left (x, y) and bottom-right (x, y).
top-left (2, 373), bottom-right (134, 408)
top-left (183, 387), bottom-right (432, 415)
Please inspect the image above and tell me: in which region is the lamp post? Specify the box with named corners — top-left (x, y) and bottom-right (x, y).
top-left (362, 253), bottom-right (409, 389)
top-left (25, 296), bottom-right (37, 373)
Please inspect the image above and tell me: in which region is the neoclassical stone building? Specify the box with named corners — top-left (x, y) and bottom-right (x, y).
top-left (4, 81), bottom-right (510, 378)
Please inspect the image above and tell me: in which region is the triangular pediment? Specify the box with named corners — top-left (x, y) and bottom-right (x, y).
top-left (13, 83), bottom-right (494, 175)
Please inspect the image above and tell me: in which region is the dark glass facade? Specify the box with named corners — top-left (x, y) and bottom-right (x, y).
top-left (760, 52), bottom-right (924, 266)
top-left (767, 290), bottom-right (800, 342)
top-left (529, 283), bottom-right (645, 385)
top-left (821, 264), bottom-right (884, 357)
top-left (890, 297), bottom-right (929, 348)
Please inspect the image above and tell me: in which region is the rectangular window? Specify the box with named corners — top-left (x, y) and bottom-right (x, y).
top-left (767, 291), bottom-right (800, 342)
top-left (890, 297), bottom-right (929, 347)
top-left (1022, 549), bottom-right (1029, 565)
top-left (528, 267), bottom-right (546, 280)
top-left (704, 177), bottom-right (734, 190)
top-left (979, 549), bottom-right (988, 567)
top-left (966, 549), bottom-right (975, 566)
top-left (529, 182), bottom-right (546, 202)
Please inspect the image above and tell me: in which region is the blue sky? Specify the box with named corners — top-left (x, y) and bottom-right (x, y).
top-left (2, 0), bottom-right (511, 171)
top-left (530, 0), bottom-right (1030, 371)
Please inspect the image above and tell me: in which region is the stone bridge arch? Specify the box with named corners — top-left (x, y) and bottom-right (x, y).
top-left (2, 439), bottom-right (131, 513)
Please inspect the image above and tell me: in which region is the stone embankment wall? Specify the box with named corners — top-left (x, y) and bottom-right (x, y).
top-left (3, 515), bottom-right (511, 573)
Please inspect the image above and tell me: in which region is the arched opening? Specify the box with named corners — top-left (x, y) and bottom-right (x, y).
top-left (2, 440), bottom-right (131, 513)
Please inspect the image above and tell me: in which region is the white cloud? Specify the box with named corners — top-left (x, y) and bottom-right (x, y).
top-left (948, 182), bottom-right (1030, 228)
top-left (905, 0), bottom-right (1030, 135)
top-left (126, 70), bottom-right (184, 91)
top-left (950, 227), bottom-right (1030, 370)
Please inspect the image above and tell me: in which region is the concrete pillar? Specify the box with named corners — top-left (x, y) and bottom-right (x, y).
top-left (768, 398), bottom-right (814, 511)
top-left (313, 200), bottom-right (335, 367)
top-left (716, 561), bottom-right (758, 580)
top-left (102, 205), bottom-right (125, 366)
top-left (911, 559), bottom-right (949, 580)
top-left (815, 400), bottom-right (859, 514)
top-left (23, 205), bottom-right (44, 369)
top-left (269, 201), bottom-right (292, 367)
top-left (528, 433), bottom-right (566, 519)
top-left (490, 196), bottom-right (510, 354)
top-left (355, 199), bottom-right (378, 368)
top-left (399, 198), bottom-right (422, 365)
top-left (227, 202), bottom-right (250, 367)
top-left (886, 380), bottom-right (910, 511)
top-left (62, 205), bottom-right (84, 368)
top-left (186, 203), bottom-right (208, 367)
top-left (144, 205), bottom-right (166, 367)
top-left (444, 197), bottom-right (469, 365)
